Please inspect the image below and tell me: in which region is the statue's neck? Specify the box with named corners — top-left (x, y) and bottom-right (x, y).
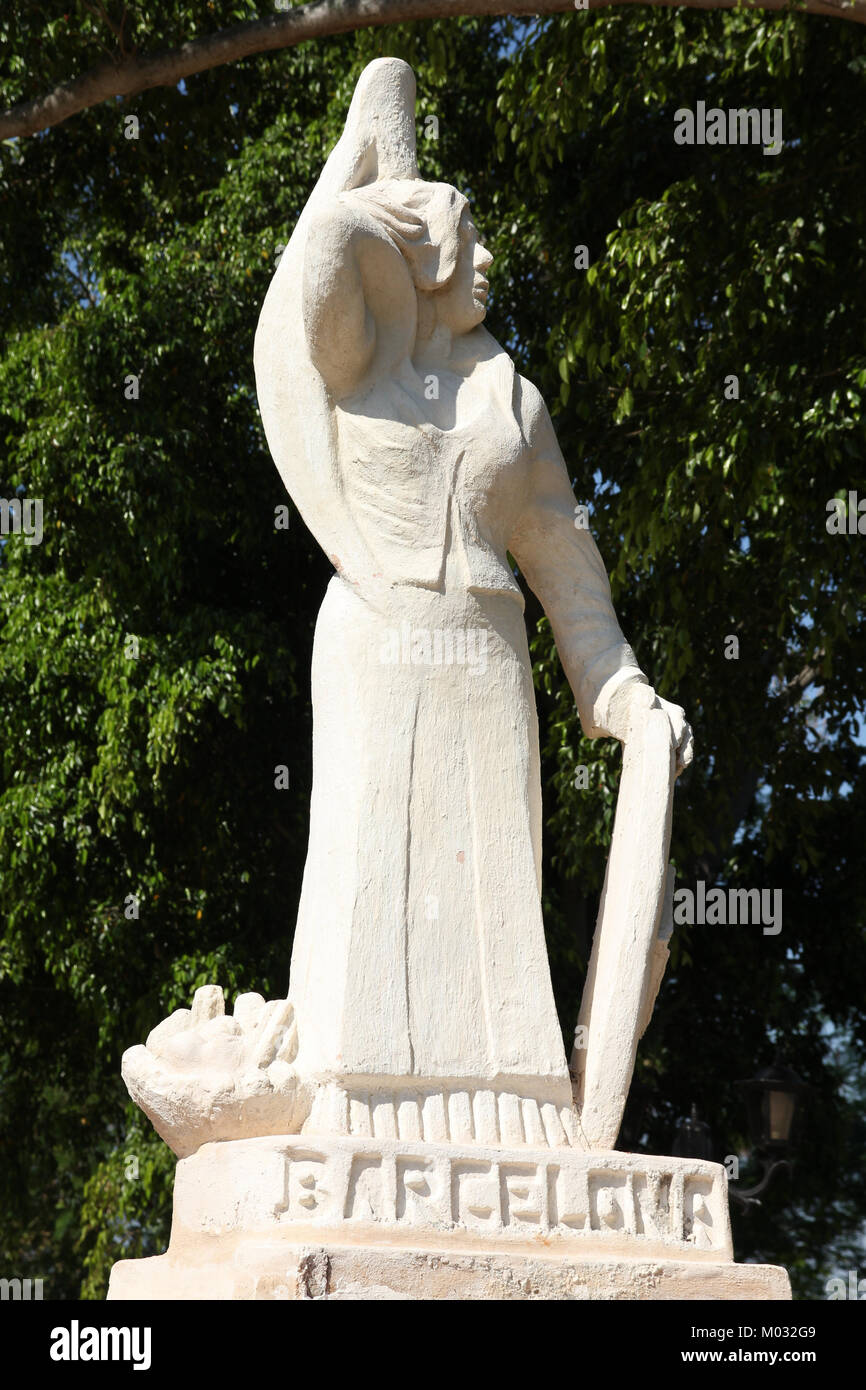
top-left (412, 305), bottom-right (490, 376)
top-left (411, 291), bottom-right (451, 371)
top-left (412, 323), bottom-right (453, 372)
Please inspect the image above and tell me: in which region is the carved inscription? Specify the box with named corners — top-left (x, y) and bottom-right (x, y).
top-left (452, 1162), bottom-right (500, 1231)
top-left (590, 1172), bottom-right (635, 1235)
top-left (501, 1163), bottom-right (545, 1227)
top-left (345, 1155), bottom-right (388, 1221)
top-left (396, 1155), bottom-right (448, 1225)
top-left (634, 1171), bottom-right (672, 1240)
top-left (262, 1143), bottom-right (724, 1252)
top-left (550, 1162), bottom-right (589, 1231)
top-left (282, 1152), bottom-right (330, 1220)
top-left (683, 1176), bottom-right (716, 1250)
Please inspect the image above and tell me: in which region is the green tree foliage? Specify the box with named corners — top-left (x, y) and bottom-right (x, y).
top-left (492, 9), bottom-right (866, 1296)
top-left (1, 4), bottom-right (863, 1298)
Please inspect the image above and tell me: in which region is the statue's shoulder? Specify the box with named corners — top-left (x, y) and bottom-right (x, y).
top-left (512, 371), bottom-right (550, 451)
top-left (461, 328), bottom-right (552, 452)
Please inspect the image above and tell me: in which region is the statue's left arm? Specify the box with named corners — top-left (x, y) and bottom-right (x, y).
top-left (508, 376), bottom-right (693, 768)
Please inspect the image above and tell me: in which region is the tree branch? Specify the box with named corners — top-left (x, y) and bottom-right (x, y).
top-left (1, 0), bottom-right (864, 143)
top-left (64, 260), bottom-right (99, 308)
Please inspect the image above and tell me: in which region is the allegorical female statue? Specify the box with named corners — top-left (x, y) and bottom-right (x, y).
top-left (111, 58), bottom-right (800, 1308)
top-left (253, 56), bottom-right (692, 1147)
top-left (123, 59), bottom-right (691, 1160)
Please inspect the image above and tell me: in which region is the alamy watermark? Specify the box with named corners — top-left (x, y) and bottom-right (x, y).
top-left (825, 1270), bottom-right (866, 1299)
top-left (50, 1321), bottom-right (152, 1370)
top-left (674, 103), bottom-right (783, 157)
top-left (1, 1276), bottom-right (43, 1300)
top-left (826, 491), bottom-right (866, 534)
top-left (673, 880), bottom-right (782, 935)
top-left (0, 496), bottom-right (43, 545)
top-left (379, 623), bottom-right (488, 674)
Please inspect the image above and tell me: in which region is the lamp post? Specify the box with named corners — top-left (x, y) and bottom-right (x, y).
top-left (728, 1062), bottom-right (809, 1206)
top-left (737, 1063), bottom-right (808, 1153)
top-left (672, 1061), bottom-right (808, 1207)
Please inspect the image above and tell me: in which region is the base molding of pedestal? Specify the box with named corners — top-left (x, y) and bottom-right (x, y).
top-left (108, 1241), bottom-right (790, 1301)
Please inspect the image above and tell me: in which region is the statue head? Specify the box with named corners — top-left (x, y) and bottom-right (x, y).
top-left (345, 177), bottom-right (493, 335)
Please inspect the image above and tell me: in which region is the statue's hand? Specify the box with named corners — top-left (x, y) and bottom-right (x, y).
top-left (655, 693), bottom-right (694, 774)
top-left (121, 986), bottom-right (309, 1159)
top-left (605, 679), bottom-right (694, 775)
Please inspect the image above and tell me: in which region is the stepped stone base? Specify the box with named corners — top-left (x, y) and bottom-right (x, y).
top-left (109, 1244), bottom-right (790, 1301)
top-left (107, 1134), bottom-right (791, 1301)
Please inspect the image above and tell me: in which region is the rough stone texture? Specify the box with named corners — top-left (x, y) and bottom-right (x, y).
top-left (167, 1135), bottom-right (735, 1260)
top-left (107, 1135), bottom-right (790, 1301)
top-left (122, 990), bottom-right (308, 1158)
top-left (109, 1244), bottom-right (790, 1303)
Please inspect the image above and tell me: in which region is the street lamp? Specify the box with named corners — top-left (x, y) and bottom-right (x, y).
top-left (737, 1063), bottom-right (808, 1153)
top-left (727, 1061), bottom-right (809, 1206)
top-left (671, 1062), bottom-right (808, 1207)
top-left (728, 1061), bottom-right (811, 1206)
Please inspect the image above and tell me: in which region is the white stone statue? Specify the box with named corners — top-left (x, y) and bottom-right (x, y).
top-left (124, 55), bottom-right (692, 1157)
top-left (112, 61), bottom-right (795, 1301)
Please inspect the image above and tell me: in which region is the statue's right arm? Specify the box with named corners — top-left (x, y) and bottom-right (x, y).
top-left (507, 376), bottom-right (648, 740)
top-left (302, 198), bottom-right (414, 400)
top-left (509, 375), bottom-right (693, 770)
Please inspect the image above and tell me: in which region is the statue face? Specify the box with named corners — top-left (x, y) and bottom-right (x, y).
top-left (433, 208), bottom-right (493, 335)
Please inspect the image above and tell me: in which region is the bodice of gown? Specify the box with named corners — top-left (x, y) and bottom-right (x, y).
top-left (334, 348), bottom-right (527, 602)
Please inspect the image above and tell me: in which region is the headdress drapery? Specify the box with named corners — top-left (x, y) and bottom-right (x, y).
top-left (254, 59), bottom-right (421, 588)
top-left (346, 179), bottom-right (469, 292)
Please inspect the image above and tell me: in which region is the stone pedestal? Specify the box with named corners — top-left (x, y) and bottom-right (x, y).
top-left (108, 1135), bottom-right (790, 1300)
